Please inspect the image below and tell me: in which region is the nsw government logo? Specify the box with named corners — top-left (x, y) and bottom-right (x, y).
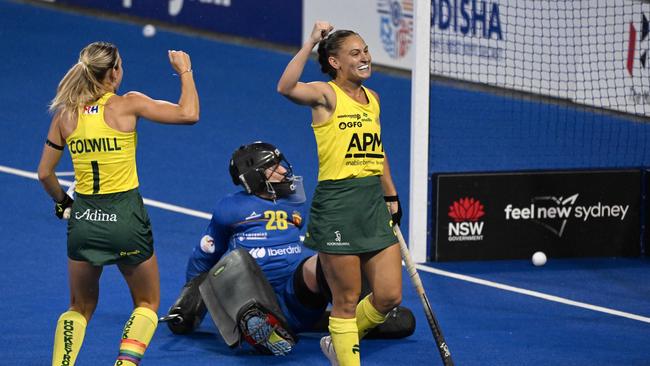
top-left (447, 197), bottom-right (485, 242)
top-left (377, 0), bottom-right (414, 59)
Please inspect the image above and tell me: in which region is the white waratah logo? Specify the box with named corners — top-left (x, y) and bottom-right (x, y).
top-left (248, 245), bottom-right (302, 259)
top-left (74, 209), bottom-right (117, 222)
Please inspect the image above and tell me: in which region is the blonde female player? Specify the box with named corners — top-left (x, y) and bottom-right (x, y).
top-left (37, 41), bottom-right (199, 366)
top-left (277, 21), bottom-right (403, 366)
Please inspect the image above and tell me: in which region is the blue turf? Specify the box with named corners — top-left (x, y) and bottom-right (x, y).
top-left (2, 1), bottom-right (650, 365)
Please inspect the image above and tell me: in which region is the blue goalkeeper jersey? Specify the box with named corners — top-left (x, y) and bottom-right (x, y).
top-left (186, 191), bottom-right (313, 293)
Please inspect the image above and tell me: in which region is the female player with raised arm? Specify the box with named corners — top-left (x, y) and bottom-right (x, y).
top-left (277, 21), bottom-right (403, 366)
top-left (37, 41), bottom-right (199, 366)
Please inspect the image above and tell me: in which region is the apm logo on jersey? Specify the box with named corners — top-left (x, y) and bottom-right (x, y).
top-left (447, 197), bottom-right (485, 242)
top-left (345, 133), bottom-right (384, 163)
top-left (626, 13), bottom-right (650, 105)
top-left (377, 0), bottom-right (414, 59)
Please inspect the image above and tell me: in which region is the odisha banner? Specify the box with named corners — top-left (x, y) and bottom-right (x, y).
top-left (432, 170), bottom-right (642, 261)
top-left (52, 0), bottom-right (302, 46)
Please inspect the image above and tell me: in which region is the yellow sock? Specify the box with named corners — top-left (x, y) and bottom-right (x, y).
top-left (356, 294), bottom-right (387, 339)
top-left (329, 317), bottom-right (360, 366)
top-left (52, 310), bottom-right (87, 366)
top-left (114, 307), bottom-right (158, 366)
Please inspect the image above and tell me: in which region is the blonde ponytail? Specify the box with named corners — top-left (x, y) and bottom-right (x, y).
top-left (50, 42), bottom-right (119, 117)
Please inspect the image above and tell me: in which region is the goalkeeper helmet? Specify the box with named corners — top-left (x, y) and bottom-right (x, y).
top-left (229, 142), bottom-right (296, 199)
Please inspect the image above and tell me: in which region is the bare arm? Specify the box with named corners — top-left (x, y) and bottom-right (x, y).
top-left (376, 93), bottom-right (400, 218)
top-left (380, 155), bottom-right (398, 197)
top-left (124, 50), bottom-right (199, 124)
top-left (277, 21), bottom-right (333, 107)
top-left (37, 115), bottom-right (66, 202)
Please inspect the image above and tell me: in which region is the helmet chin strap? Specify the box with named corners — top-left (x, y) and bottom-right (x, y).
top-left (259, 176), bottom-right (296, 201)
top-left (263, 181), bottom-right (278, 201)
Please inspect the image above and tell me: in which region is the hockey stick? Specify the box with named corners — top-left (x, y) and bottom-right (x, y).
top-left (394, 225), bottom-right (454, 366)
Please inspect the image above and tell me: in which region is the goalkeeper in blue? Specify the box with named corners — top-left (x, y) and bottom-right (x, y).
top-left (162, 142), bottom-right (415, 356)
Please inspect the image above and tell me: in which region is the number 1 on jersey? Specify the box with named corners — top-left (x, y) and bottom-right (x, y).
top-left (91, 160), bottom-right (100, 193)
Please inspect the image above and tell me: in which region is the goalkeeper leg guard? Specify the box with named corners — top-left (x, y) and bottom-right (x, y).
top-left (114, 307), bottom-right (158, 366)
top-left (162, 272), bottom-right (208, 335)
top-left (199, 248), bottom-right (296, 352)
top-left (365, 306), bottom-right (416, 339)
top-left (52, 310), bottom-right (87, 366)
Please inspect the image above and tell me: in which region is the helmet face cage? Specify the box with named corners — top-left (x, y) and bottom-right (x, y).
top-left (229, 142), bottom-right (295, 198)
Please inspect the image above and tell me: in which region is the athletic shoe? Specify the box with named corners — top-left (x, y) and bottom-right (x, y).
top-left (320, 335), bottom-right (339, 366)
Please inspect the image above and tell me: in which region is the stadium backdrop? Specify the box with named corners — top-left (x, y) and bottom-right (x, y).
top-left (47, 0), bottom-right (650, 261)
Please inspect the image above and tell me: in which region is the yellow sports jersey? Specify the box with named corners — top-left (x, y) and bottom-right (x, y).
top-left (312, 82), bottom-right (384, 181)
top-left (66, 92), bottom-right (139, 194)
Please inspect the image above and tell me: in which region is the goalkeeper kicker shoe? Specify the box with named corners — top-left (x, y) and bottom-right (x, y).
top-left (244, 315), bottom-right (293, 355)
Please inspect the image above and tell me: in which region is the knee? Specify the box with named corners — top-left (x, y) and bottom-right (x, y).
top-left (331, 291), bottom-right (361, 317)
top-left (372, 291), bottom-right (402, 314)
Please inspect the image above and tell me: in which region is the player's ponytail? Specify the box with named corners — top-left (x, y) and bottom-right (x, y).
top-left (50, 41), bottom-right (120, 118)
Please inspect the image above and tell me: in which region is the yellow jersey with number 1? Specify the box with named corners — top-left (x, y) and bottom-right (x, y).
top-left (66, 92), bottom-right (139, 194)
top-left (312, 82), bottom-right (385, 181)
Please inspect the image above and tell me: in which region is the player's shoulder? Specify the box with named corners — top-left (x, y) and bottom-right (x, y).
top-left (212, 191), bottom-right (253, 216)
top-left (118, 91), bottom-right (152, 106)
top-left (364, 87), bottom-right (380, 102)
top-left (217, 191), bottom-right (249, 206)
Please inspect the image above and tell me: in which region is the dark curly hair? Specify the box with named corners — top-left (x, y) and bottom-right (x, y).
top-left (317, 30), bottom-right (359, 79)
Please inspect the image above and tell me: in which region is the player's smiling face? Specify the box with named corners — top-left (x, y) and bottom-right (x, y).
top-left (332, 35), bottom-right (372, 82)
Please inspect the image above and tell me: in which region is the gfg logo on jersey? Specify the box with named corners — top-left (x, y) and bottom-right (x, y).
top-left (447, 197), bottom-right (485, 242)
top-left (377, 0), bottom-right (414, 59)
top-left (249, 245), bottom-right (302, 259)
